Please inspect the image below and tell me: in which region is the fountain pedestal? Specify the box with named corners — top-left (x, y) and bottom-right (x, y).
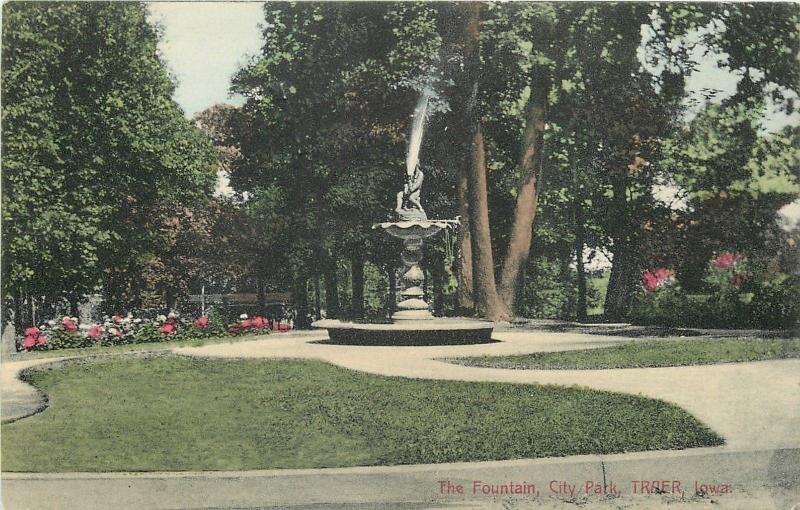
top-left (312, 219), bottom-right (494, 345)
top-left (379, 220), bottom-right (459, 320)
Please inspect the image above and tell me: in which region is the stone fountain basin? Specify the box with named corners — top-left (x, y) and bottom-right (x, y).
top-left (373, 220), bottom-right (459, 239)
top-left (311, 318), bottom-right (495, 346)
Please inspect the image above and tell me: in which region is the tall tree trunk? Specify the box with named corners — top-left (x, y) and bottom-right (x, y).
top-left (351, 255), bottom-right (364, 320)
top-left (604, 246), bottom-right (639, 321)
top-left (574, 207), bottom-right (588, 322)
top-left (603, 175), bottom-right (638, 321)
top-left (498, 70), bottom-right (549, 310)
top-left (68, 292), bottom-right (80, 318)
top-left (449, 2), bottom-right (509, 321)
top-left (294, 277), bottom-right (310, 328)
top-left (438, 3), bottom-right (474, 315)
top-left (468, 126), bottom-right (510, 320)
top-left (324, 259), bottom-right (340, 319)
top-left (313, 274), bottom-right (321, 320)
top-left (456, 167), bottom-right (474, 313)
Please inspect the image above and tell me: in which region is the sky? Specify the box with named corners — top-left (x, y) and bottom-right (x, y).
top-left (147, 2), bottom-right (798, 228)
top-left (147, 2), bottom-right (264, 117)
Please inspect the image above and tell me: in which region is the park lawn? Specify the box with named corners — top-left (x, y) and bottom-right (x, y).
top-left (2, 355), bottom-right (722, 472)
top-left (447, 337), bottom-right (800, 370)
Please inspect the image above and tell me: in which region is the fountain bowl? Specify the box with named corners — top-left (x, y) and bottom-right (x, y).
top-left (373, 219), bottom-right (460, 239)
top-left (311, 317), bottom-right (495, 346)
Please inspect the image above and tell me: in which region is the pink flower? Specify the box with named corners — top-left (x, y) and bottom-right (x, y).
top-left (21, 336), bottom-right (37, 349)
top-left (641, 267), bottom-right (673, 292)
top-left (110, 327), bottom-right (124, 338)
top-left (36, 334), bottom-right (48, 346)
top-left (640, 271), bottom-right (660, 292)
top-left (194, 316), bottom-right (209, 329)
top-left (712, 251), bottom-right (741, 269)
top-left (159, 322), bottom-right (175, 335)
top-left (86, 324), bottom-right (103, 340)
top-left (251, 316), bottom-right (266, 328)
top-left (62, 317), bottom-right (77, 331)
top-left (653, 267), bottom-right (671, 281)
top-left (730, 273), bottom-right (748, 287)
top-left (113, 314), bottom-right (123, 324)
top-left (241, 319), bottom-right (252, 328)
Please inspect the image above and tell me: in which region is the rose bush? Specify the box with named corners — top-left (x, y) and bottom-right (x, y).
top-left (17, 309), bottom-right (281, 352)
top-left (630, 251), bottom-right (799, 329)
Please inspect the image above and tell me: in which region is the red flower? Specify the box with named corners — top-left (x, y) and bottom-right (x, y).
top-left (159, 322), bottom-right (175, 335)
top-left (194, 316), bottom-right (209, 329)
top-left (62, 317), bottom-right (77, 331)
top-left (640, 271), bottom-right (660, 292)
top-left (241, 319), bottom-right (252, 328)
top-left (712, 251), bottom-right (741, 269)
top-left (21, 326), bottom-right (47, 349)
top-left (730, 273), bottom-right (748, 287)
top-left (653, 267), bottom-right (671, 280)
top-left (86, 324), bottom-right (103, 340)
top-left (251, 316), bottom-right (266, 328)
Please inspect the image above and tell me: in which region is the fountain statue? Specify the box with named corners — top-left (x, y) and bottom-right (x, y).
top-left (312, 89), bottom-right (494, 345)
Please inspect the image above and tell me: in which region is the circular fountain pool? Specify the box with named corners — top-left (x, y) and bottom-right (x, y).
top-left (311, 318), bottom-right (495, 346)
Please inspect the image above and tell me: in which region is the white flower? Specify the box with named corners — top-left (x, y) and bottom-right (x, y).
top-left (79, 324), bottom-right (90, 331)
top-left (62, 316), bottom-right (70, 321)
top-left (133, 318), bottom-right (142, 324)
top-left (126, 312), bottom-right (133, 319)
top-left (121, 317), bottom-right (132, 324)
top-left (157, 314), bottom-right (167, 323)
top-left (167, 311), bottom-right (177, 319)
top-left (47, 320), bottom-right (56, 327)
top-left (71, 317), bottom-right (78, 323)
top-left (239, 313), bottom-right (248, 319)
top-left (40, 324), bottom-right (47, 330)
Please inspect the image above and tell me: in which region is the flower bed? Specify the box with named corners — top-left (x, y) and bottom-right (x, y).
top-left (17, 312), bottom-right (292, 352)
top-left (631, 251), bottom-right (800, 329)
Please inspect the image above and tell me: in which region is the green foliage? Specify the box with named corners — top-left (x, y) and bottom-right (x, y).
top-left (517, 258), bottom-right (576, 320)
top-left (46, 328), bottom-right (92, 350)
top-left (630, 271), bottom-right (800, 330)
top-left (629, 286), bottom-right (706, 328)
top-left (1, 2), bottom-right (216, 320)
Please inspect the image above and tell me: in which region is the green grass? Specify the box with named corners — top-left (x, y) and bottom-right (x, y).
top-left (447, 338), bottom-right (800, 370)
top-left (588, 271), bottom-right (610, 316)
top-left (2, 355), bottom-right (722, 472)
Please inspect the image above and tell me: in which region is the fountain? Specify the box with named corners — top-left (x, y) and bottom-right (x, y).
top-left (312, 90), bottom-right (494, 345)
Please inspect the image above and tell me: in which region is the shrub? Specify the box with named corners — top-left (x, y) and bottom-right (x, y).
top-left (630, 252), bottom-right (799, 330)
top-left (16, 309), bottom-right (274, 353)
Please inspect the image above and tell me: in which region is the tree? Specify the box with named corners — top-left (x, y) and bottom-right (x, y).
top-left (230, 3), bottom-right (438, 320)
top-left (662, 100), bottom-right (800, 287)
top-left (2, 2), bottom-right (216, 325)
